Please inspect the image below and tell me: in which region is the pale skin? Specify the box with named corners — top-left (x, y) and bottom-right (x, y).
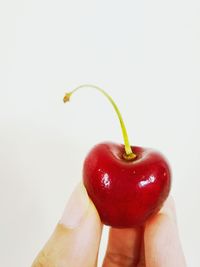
top-left (32, 182), bottom-right (187, 267)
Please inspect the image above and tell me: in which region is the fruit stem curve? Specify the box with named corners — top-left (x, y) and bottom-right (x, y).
top-left (63, 84), bottom-right (136, 161)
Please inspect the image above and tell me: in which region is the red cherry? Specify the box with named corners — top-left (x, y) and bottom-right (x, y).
top-left (63, 84), bottom-right (171, 228)
top-left (83, 142), bottom-right (171, 228)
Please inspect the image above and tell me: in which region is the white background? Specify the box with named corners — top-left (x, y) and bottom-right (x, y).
top-left (0, 0), bottom-right (200, 266)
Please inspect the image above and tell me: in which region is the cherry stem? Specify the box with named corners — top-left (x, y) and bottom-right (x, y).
top-left (63, 84), bottom-right (136, 161)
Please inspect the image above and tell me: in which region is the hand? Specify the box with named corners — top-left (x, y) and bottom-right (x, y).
top-left (31, 182), bottom-right (186, 267)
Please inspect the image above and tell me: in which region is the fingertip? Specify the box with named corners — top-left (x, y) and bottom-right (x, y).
top-left (144, 196), bottom-right (186, 267)
top-left (145, 195), bottom-right (176, 230)
top-left (159, 196), bottom-right (177, 221)
top-left (32, 182), bottom-right (103, 267)
top-left (60, 182), bottom-right (90, 228)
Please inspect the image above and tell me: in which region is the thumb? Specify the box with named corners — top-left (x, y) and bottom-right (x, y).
top-left (32, 182), bottom-right (103, 267)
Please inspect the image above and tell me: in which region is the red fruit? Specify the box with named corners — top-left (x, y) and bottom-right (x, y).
top-left (64, 84), bottom-right (172, 228)
top-left (83, 142), bottom-right (171, 228)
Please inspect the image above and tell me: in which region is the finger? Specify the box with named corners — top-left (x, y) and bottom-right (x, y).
top-left (103, 226), bottom-right (143, 267)
top-left (137, 239), bottom-right (145, 267)
top-left (32, 182), bottom-right (102, 267)
top-left (144, 196), bottom-right (186, 267)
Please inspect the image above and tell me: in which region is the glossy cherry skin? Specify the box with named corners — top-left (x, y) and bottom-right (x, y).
top-left (83, 142), bottom-right (171, 228)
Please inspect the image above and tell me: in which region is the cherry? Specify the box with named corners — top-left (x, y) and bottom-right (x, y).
top-left (63, 85), bottom-right (171, 228)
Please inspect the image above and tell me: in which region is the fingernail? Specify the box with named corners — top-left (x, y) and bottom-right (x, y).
top-left (60, 182), bottom-right (90, 229)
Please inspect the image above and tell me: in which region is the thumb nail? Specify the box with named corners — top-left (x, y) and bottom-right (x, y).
top-left (60, 182), bottom-right (90, 229)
